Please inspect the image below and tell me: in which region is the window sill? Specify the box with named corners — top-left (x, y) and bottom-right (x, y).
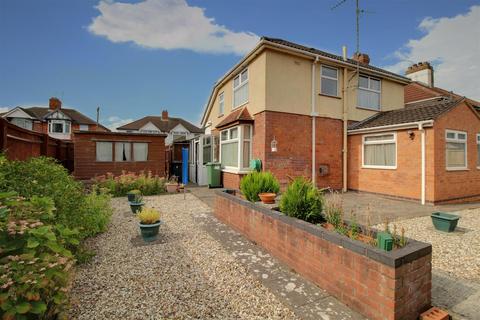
top-left (362, 165), bottom-right (397, 170)
top-left (218, 114), bottom-right (224, 118)
top-left (318, 93), bottom-right (341, 99)
top-left (446, 168), bottom-right (469, 171)
top-left (221, 167), bottom-right (252, 174)
top-left (357, 106), bottom-right (381, 112)
top-left (232, 101), bottom-right (249, 110)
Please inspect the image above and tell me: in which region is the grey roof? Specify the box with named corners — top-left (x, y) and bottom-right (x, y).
top-left (4, 106), bottom-right (99, 125)
top-left (348, 98), bottom-right (464, 131)
top-left (262, 37), bottom-right (411, 82)
top-left (117, 116), bottom-right (203, 133)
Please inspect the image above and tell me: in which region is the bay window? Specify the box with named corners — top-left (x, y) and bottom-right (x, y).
top-left (362, 133), bottom-right (396, 169)
top-left (320, 65), bottom-right (338, 97)
top-left (48, 120), bottom-right (70, 134)
top-left (233, 69), bottom-right (248, 108)
top-left (358, 75), bottom-right (381, 110)
top-left (445, 130), bottom-right (467, 170)
top-left (220, 125), bottom-right (252, 170)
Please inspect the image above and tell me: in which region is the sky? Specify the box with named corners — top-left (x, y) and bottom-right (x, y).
top-left (1, 0), bottom-right (479, 130)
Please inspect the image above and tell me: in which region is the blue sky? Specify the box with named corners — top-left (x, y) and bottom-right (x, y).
top-left (1, 0), bottom-right (479, 129)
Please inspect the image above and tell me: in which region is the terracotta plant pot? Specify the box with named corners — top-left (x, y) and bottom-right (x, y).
top-left (322, 222), bottom-right (335, 231)
top-left (166, 183), bottom-right (177, 193)
top-left (258, 193), bottom-right (276, 204)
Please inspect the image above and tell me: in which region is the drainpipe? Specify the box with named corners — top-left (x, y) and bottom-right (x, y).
top-left (311, 56), bottom-right (319, 185)
top-left (342, 46), bottom-right (348, 192)
top-left (419, 122), bottom-right (426, 205)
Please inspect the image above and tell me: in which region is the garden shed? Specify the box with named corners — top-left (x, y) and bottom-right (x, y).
top-left (73, 131), bottom-right (167, 180)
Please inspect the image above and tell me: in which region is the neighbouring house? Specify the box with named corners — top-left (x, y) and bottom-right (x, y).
top-left (1, 97), bottom-right (109, 140)
top-left (73, 131), bottom-right (167, 180)
top-left (197, 36), bottom-right (480, 204)
top-left (198, 36), bottom-right (409, 191)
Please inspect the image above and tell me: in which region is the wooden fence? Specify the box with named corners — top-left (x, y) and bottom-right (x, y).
top-left (0, 118), bottom-right (74, 171)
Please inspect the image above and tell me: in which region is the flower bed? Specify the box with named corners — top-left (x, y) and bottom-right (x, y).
top-left (215, 190), bottom-right (432, 320)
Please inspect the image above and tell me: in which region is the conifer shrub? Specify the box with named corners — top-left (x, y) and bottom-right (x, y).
top-left (279, 177), bottom-right (324, 224)
top-left (240, 171), bottom-right (280, 202)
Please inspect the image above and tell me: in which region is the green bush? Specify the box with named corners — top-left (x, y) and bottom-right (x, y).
top-left (0, 156), bottom-right (112, 240)
top-left (93, 171), bottom-right (166, 197)
top-left (0, 192), bottom-right (78, 319)
top-left (279, 177), bottom-right (324, 224)
top-left (240, 171), bottom-right (280, 202)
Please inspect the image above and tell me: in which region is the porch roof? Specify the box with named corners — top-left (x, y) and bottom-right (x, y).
top-left (215, 107), bottom-right (253, 129)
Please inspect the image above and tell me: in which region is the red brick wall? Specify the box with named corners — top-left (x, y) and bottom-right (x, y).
top-left (215, 193), bottom-right (432, 320)
top-left (73, 131), bottom-right (166, 180)
top-left (433, 103), bottom-right (480, 202)
top-left (348, 128), bottom-right (435, 202)
top-left (222, 171), bottom-right (244, 190)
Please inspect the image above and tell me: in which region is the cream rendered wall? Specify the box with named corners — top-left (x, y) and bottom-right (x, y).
top-left (264, 50), bottom-right (405, 121)
top-left (206, 51), bottom-right (267, 128)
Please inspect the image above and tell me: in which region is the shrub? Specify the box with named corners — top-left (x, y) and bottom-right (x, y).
top-left (324, 192), bottom-right (343, 229)
top-left (240, 171), bottom-right (280, 202)
top-left (94, 171), bottom-right (166, 197)
top-left (279, 177), bottom-right (324, 224)
top-left (137, 208), bottom-right (161, 224)
top-left (0, 192), bottom-right (78, 319)
top-left (0, 156), bottom-right (112, 240)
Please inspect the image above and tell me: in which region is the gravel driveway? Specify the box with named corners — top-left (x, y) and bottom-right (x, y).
top-left (68, 194), bottom-right (297, 319)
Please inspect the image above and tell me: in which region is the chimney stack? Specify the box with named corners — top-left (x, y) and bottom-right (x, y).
top-left (49, 97), bottom-right (62, 110)
top-left (161, 110), bottom-right (168, 121)
top-left (352, 52), bottom-right (370, 65)
top-left (405, 62), bottom-right (434, 87)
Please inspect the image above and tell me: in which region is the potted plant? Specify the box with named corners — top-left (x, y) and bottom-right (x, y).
top-left (137, 207), bottom-right (162, 242)
top-left (165, 176), bottom-right (178, 193)
top-left (127, 189), bottom-right (141, 202)
top-left (129, 192), bottom-right (144, 214)
top-left (240, 171), bottom-right (280, 203)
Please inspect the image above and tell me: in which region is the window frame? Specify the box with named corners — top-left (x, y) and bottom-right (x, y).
top-left (133, 142), bottom-right (149, 162)
top-left (96, 142), bottom-right (113, 162)
top-left (219, 125), bottom-right (252, 173)
top-left (361, 132), bottom-right (397, 170)
top-left (218, 92), bottom-right (225, 116)
top-left (477, 133), bottom-right (480, 169)
top-left (79, 124), bottom-right (89, 131)
top-left (115, 142), bottom-right (132, 162)
top-left (445, 129), bottom-right (468, 171)
top-left (48, 120), bottom-right (70, 134)
top-left (320, 65), bottom-right (339, 97)
top-left (357, 74), bottom-right (382, 111)
top-left (233, 68), bottom-right (249, 109)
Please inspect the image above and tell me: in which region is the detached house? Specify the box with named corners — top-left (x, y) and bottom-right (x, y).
top-left (198, 37), bottom-right (480, 204)
top-left (1, 97), bottom-right (109, 140)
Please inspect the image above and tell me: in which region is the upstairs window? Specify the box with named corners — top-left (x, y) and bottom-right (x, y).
top-left (233, 69), bottom-right (248, 108)
top-left (358, 75), bottom-right (381, 110)
top-left (48, 120), bottom-right (70, 134)
top-left (79, 124), bottom-right (89, 131)
top-left (11, 118), bottom-right (33, 130)
top-left (446, 130), bottom-right (467, 170)
top-left (218, 92), bottom-right (224, 116)
top-left (320, 65), bottom-right (338, 97)
top-left (362, 133), bottom-right (396, 169)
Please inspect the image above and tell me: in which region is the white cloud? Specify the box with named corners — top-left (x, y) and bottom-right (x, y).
top-left (0, 107), bottom-right (9, 113)
top-left (385, 6), bottom-right (480, 100)
top-left (102, 116), bottom-right (134, 131)
top-left (88, 0), bottom-right (259, 55)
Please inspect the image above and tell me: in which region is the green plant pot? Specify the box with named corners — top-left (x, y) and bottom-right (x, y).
top-left (127, 193), bottom-right (136, 202)
top-left (129, 202), bottom-right (144, 214)
top-left (431, 212), bottom-right (460, 232)
top-left (139, 221), bottom-right (161, 242)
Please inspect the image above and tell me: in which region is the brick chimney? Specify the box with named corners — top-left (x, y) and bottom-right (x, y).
top-left (352, 52), bottom-right (370, 65)
top-left (161, 110), bottom-right (168, 121)
top-left (49, 97), bottom-right (62, 110)
top-left (405, 62), bottom-right (434, 87)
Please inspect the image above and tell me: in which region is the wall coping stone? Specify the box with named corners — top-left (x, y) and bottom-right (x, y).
top-left (216, 190), bottom-right (432, 268)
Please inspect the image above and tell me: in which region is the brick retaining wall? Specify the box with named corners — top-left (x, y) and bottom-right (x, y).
top-left (215, 190), bottom-right (432, 320)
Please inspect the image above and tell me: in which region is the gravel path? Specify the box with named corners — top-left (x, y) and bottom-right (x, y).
top-left (378, 208), bottom-right (480, 281)
top-left (68, 194), bottom-right (298, 319)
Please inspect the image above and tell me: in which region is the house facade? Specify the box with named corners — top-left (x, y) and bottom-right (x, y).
top-left (199, 37), bottom-right (480, 204)
top-left (1, 97), bottom-right (109, 140)
top-left (199, 37), bottom-right (409, 190)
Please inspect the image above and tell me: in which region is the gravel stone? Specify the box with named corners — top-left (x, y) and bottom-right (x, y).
top-left (68, 194), bottom-right (298, 319)
top-left (376, 208), bottom-right (480, 281)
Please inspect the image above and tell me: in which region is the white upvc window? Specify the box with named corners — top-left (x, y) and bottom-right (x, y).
top-left (203, 136), bottom-right (212, 165)
top-left (96, 142), bottom-right (113, 162)
top-left (218, 92), bottom-right (224, 116)
top-left (11, 118), bottom-right (33, 130)
top-left (362, 133), bottom-right (397, 169)
top-left (358, 75), bottom-right (381, 110)
top-left (320, 65), bottom-right (338, 97)
top-left (48, 120), bottom-right (70, 134)
top-left (233, 69), bottom-right (248, 108)
top-left (445, 130), bottom-right (467, 170)
top-left (220, 125), bottom-right (252, 171)
top-left (477, 134), bottom-right (480, 169)
top-left (79, 124), bottom-right (89, 131)
top-left (115, 142), bottom-right (132, 162)
top-left (133, 143), bottom-right (148, 161)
